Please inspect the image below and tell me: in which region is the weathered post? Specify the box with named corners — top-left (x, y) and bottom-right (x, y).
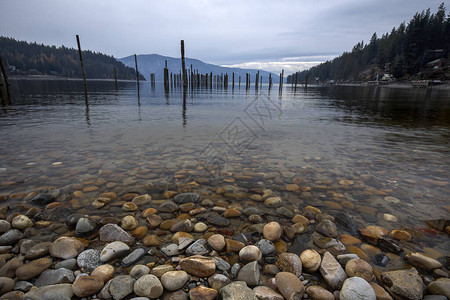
top-left (232, 72), bottom-right (235, 89)
top-left (181, 40), bottom-right (187, 88)
top-left (269, 73), bottom-right (272, 89)
top-left (163, 60), bottom-right (169, 92)
top-left (190, 64), bottom-right (193, 89)
top-left (255, 71), bottom-right (259, 89)
top-left (76, 35), bottom-right (88, 101)
top-left (239, 76), bottom-right (241, 88)
top-left (134, 54), bottom-right (140, 97)
top-left (294, 73), bottom-right (298, 91)
top-left (114, 67), bottom-right (118, 91)
top-left (0, 57), bottom-right (11, 105)
top-left (305, 72), bottom-right (309, 90)
top-left (0, 71), bottom-right (5, 106)
top-left (281, 69), bottom-right (284, 88)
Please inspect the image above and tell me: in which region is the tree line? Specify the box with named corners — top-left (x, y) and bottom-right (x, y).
top-left (287, 3), bottom-right (449, 83)
top-left (0, 36), bottom-right (145, 80)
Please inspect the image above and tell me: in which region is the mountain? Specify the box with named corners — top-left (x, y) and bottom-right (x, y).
top-left (0, 36), bottom-right (144, 80)
top-left (287, 3), bottom-right (449, 83)
top-left (118, 54), bottom-right (280, 83)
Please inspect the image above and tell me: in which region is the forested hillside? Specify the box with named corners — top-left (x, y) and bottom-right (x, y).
top-left (0, 37), bottom-right (145, 80)
top-left (287, 3), bottom-right (449, 83)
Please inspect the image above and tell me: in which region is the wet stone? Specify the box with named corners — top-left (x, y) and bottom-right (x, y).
top-left (315, 219), bottom-right (338, 238)
top-left (161, 270), bottom-right (189, 291)
top-left (16, 257), bottom-right (52, 281)
top-left (77, 249), bottom-right (101, 272)
top-left (0, 229), bottom-right (23, 246)
top-left (275, 272), bottom-right (305, 300)
top-left (75, 217), bottom-right (97, 235)
top-left (25, 241), bottom-right (51, 260)
top-left (208, 274), bottom-right (231, 290)
top-left (372, 253), bottom-right (390, 267)
top-left (213, 257), bottom-right (231, 272)
top-left (237, 261), bottom-right (260, 286)
top-left (256, 239), bottom-right (276, 256)
top-left (174, 193), bottom-right (199, 204)
top-left (108, 275), bottom-right (136, 300)
top-left (380, 269), bottom-right (424, 300)
top-left (122, 248), bottom-right (147, 267)
top-left (72, 275), bottom-right (104, 298)
top-left (207, 213), bottom-right (230, 227)
top-left (319, 251), bottom-right (347, 290)
top-left (99, 224), bottom-right (135, 244)
top-left (54, 258), bottom-right (77, 270)
top-left (29, 193), bottom-right (57, 205)
top-left (100, 241), bottom-right (130, 262)
top-left (340, 277), bottom-right (376, 300)
top-left (186, 239), bottom-right (209, 256)
top-left (306, 285), bottom-right (335, 300)
top-left (161, 244), bottom-right (180, 257)
top-left (35, 268), bottom-right (75, 287)
top-left (190, 285), bottom-right (218, 300)
top-left (220, 281), bottom-right (257, 300)
top-left (276, 252), bottom-right (302, 276)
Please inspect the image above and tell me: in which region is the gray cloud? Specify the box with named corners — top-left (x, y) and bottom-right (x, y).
top-left (0, 0), bottom-right (443, 73)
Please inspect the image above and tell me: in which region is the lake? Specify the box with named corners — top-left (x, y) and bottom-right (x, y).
top-left (1, 79), bottom-right (449, 253)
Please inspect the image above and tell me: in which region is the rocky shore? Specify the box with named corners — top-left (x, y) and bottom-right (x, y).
top-left (0, 184), bottom-right (449, 299)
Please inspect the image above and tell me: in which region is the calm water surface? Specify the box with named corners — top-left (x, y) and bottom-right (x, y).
top-left (1, 79), bottom-right (449, 251)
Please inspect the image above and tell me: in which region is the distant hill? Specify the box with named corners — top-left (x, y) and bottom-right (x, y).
top-left (288, 3), bottom-right (449, 83)
top-left (119, 54), bottom-right (280, 83)
top-left (0, 36), bottom-right (144, 80)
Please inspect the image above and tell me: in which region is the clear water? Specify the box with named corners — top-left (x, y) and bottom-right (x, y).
top-left (1, 79), bottom-right (449, 251)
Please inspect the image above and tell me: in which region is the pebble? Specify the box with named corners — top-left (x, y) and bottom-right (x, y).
top-left (276, 252), bottom-right (302, 276)
top-left (71, 275), bottom-right (104, 297)
top-left (194, 222), bottom-right (208, 232)
top-left (380, 269), bottom-right (424, 300)
top-left (256, 239), bottom-right (276, 256)
top-left (237, 261), bottom-right (260, 286)
top-left (174, 193), bottom-right (199, 204)
top-left (369, 282), bottom-right (393, 300)
top-left (54, 258), bottom-right (77, 270)
top-left (220, 281), bottom-right (257, 300)
top-left (24, 284), bottom-right (73, 300)
top-left (121, 215), bottom-right (138, 230)
top-left (100, 241), bottom-right (130, 262)
top-left (208, 234), bottom-right (226, 251)
top-left (99, 224), bottom-right (135, 244)
top-left (108, 275), bottom-right (136, 300)
top-left (150, 265), bottom-right (174, 278)
top-left (35, 268), bottom-right (75, 286)
top-left (77, 249), bottom-right (101, 272)
top-left (306, 285), bottom-right (335, 300)
top-left (275, 272), bottom-right (305, 300)
top-left (179, 255), bottom-right (215, 277)
top-left (253, 285), bottom-right (284, 300)
top-left (91, 264), bottom-right (115, 283)
top-left (427, 278), bottom-right (450, 299)
top-left (406, 252), bottom-right (442, 270)
top-left (133, 274), bottom-right (163, 298)
top-left (0, 277), bottom-right (14, 294)
top-left (190, 285), bottom-right (218, 300)
top-left (384, 196), bottom-right (400, 203)
top-left (75, 217), bottom-right (97, 234)
top-left (300, 249), bottom-right (321, 272)
top-left (239, 245), bottom-right (262, 262)
top-left (340, 277), bottom-right (376, 300)
top-left (16, 257), bottom-right (52, 280)
top-left (315, 219), bottom-right (338, 238)
top-left (132, 194), bottom-right (151, 205)
top-left (319, 251), bottom-right (347, 290)
top-left (25, 241), bottom-right (51, 260)
top-left (130, 265), bottom-right (150, 279)
top-left (263, 222), bottom-right (282, 241)
top-left (208, 274), bottom-right (231, 290)
top-left (345, 258), bottom-right (374, 282)
top-left (0, 220), bottom-right (11, 233)
top-left (383, 214), bottom-right (398, 222)
top-left (11, 215), bottom-right (33, 229)
top-left (0, 229), bottom-right (23, 246)
top-left (186, 239), bottom-right (209, 256)
top-left (161, 270), bottom-right (189, 291)
top-left (264, 197), bottom-right (282, 208)
top-left (161, 243), bottom-right (180, 257)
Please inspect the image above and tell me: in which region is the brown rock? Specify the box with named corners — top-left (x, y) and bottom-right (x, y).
top-left (224, 209), bottom-right (241, 218)
top-left (369, 282), bottom-right (393, 300)
top-left (253, 286), bottom-right (284, 300)
top-left (190, 285), bottom-right (218, 300)
top-left (305, 285), bottom-right (335, 300)
top-left (72, 275), bottom-right (104, 297)
top-left (319, 251), bottom-right (347, 290)
top-left (263, 222), bottom-right (282, 241)
top-left (390, 230), bottom-right (412, 241)
top-left (275, 272), bottom-right (305, 300)
top-left (0, 257), bottom-right (23, 278)
top-left (380, 269), bottom-right (424, 300)
top-left (225, 239), bottom-right (245, 253)
top-left (143, 234), bottom-right (160, 246)
top-left (91, 264), bottom-right (114, 283)
top-left (276, 253), bottom-right (302, 276)
top-left (427, 278), bottom-right (450, 299)
top-left (179, 255), bottom-right (215, 277)
top-left (49, 237), bottom-right (84, 259)
top-left (132, 226), bottom-right (148, 239)
top-left (345, 258), bottom-right (374, 282)
top-left (15, 257), bottom-right (52, 280)
top-left (146, 214), bottom-right (163, 228)
top-left (340, 234), bottom-right (362, 246)
top-left (0, 277), bottom-right (14, 294)
top-left (292, 215), bottom-right (309, 226)
top-left (406, 252), bottom-right (442, 270)
top-left (300, 249), bottom-right (321, 272)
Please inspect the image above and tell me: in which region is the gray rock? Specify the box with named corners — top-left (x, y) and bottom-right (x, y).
top-left (208, 274), bottom-right (231, 290)
top-left (213, 257), bottom-right (231, 272)
top-left (337, 253), bottom-right (360, 265)
top-left (29, 192), bottom-right (57, 205)
top-left (39, 291), bottom-right (72, 300)
top-left (25, 242), bottom-right (51, 260)
top-left (231, 263), bottom-right (241, 277)
top-left (173, 193), bottom-right (199, 204)
top-left (256, 239), bottom-right (276, 256)
top-left (24, 284), bottom-right (73, 300)
top-left (14, 280), bottom-right (33, 292)
top-left (108, 275), bottom-right (136, 300)
top-left (54, 258), bottom-right (77, 270)
top-left (130, 265), bottom-right (150, 279)
top-left (237, 261), bottom-right (260, 286)
top-left (134, 274), bottom-right (163, 298)
top-left (161, 270), bottom-right (189, 291)
top-left (122, 248), bottom-right (147, 267)
top-left (185, 239), bottom-right (209, 256)
top-left (161, 244), bottom-right (180, 257)
top-left (0, 229), bottom-right (23, 246)
top-left (340, 277), bottom-right (376, 300)
top-left (75, 217), bottom-right (97, 234)
top-left (158, 200), bottom-right (178, 212)
top-left (315, 219), bottom-right (338, 238)
top-left (36, 205), bottom-right (73, 221)
top-left (19, 239), bottom-right (38, 255)
top-left (220, 281), bottom-right (257, 300)
top-left (99, 224), bottom-right (135, 244)
top-left (427, 278), bottom-right (450, 299)
top-left (77, 249), bottom-right (101, 272)
top-left (207, 213), bottom-right (230, 227)
top-left (0, 220), bottom-right (11, 233)
top-left (35, 268), bottom-right (75, 286)
top-left (178, 237), bottom-right (195, 251)
top-left (423, 296), bottom-right (448, 300)
top-left (380, 268), bottom-right (424, 300)
top-left (276, 207), bottom-right (294, 218)
top-left (319, 251), bottom-right (347, 290)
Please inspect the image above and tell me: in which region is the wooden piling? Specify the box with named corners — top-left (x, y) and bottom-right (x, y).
top-left (163, 60), bottom-right (169, 92)
top-left (181, 40), bottom-right (187, 88)
top-left (134, 54), bottom-right (140, 97)
top-left (305, 72), bottom-right (309, 90)
top-left (0, 70), bottom-right (5, 106)
top-left (76, 35), bottom-right (88, 101)
top-left (239, 76), bottom-right (241, 88)
top-left (294, 73), bottom-right (298, 91)
top-left (232, 72), bottom-right (235, 89)
top-left (0, 57), bottom-right (11, 105)
top-left (255, 71), bottom-right (259, 89)
top-left (269, 73), bottom-right (272, 88)
top-left (114, 67), bottom-right (118, 91)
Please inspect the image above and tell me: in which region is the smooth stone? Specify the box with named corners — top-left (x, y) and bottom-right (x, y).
top-left (319, 251), bottom-right (347, 290)
top-left (220, 281), bottom-right (257, 300)
top-left (179, 255), bottom-right (216, 277)
top-left (276, 252), bottom-right (302, 276)
top-left (35, 268), bottom-right (75, 286)
top-left (0, 258), bottom-right (23, 278)
top-left (54, 258), bottom-right (77, 270)
top-left (161, 270), bottom-right (189, 291)
top-left (49, 237), bottom-right (84, 259)
top-left (122, 248), bottom-right (147, 267)
top-left (143, 234), bottom-right (160, 247)
top-left (71, 275), bottom-right (104, 297)
top-left (275, 272), bottom-right (305, 300)
top-left (263, 222), bottom-right (282, 241)
top-left (276, 207), bottom-right (294, 218)
top-left (345, 258), bottom-right (374, 282)
top-left (185, 239), bottom-right (209, 256)
top-left (0, 277), bottom-right (14, 294)
top-left (369, 282), bottom-right (393, 300)
top-left (75, 217), bottom-right (97, 234)
top-left (0, 221), bottom-right (11, 233)
top-left (121, 215), bottom-right (138, 230)
top-left (0, 229), bottom-right (23, 246)
top-left (225, 239), bottom-right (245, 253)
top-left (130, 265), bottom-right (150, 279)
top-left (208, 274), bottom-right (231, 290)
top-left (213, 257), bottom-right (231, 272)
top-left (91, 264), bottom-right (115, 283)
top-left (100, 241), bottom-right (130, 262)
top-left (340, 277), bottom-right (376, 300)
top-left (29, 192), bottom-right (57, 205)
top-left (253, 286), bottom-right (284, 300)
top-left (150, 265), bottom-right (174, 278)
top-left (194, 222), bottom-right (208, 232)
top-left (178, 237), bottom-right (195, 251)
top-left (11, 215), bottom-right (33, 229)
top-left (14, 280), bottom-right (33, 293)
top-left (208, 234), bottom-right (226, 251)
top-left (207, 213), bottom-right (230, 227)
top-left (108, 275), bottom-right (136, 300)
top-left (264, 197), bottom-right (282, 208)
top-left (237, 261), bottom-right (260, 286)
top-left (174, 193), bottom-right (199, 204)
top-left (300, 249), bottom-right (321, 272)
top-left (256, 239), bottom-right (276, 256)
top-left (315, 219), bottom-right (338, 238)
top-left (161, 244), bottom-right (180, 257)
top-left (25, 241), bottom-right (51, 260)
top-left (158, 200), bottom-right (178, 212)
top-left (383, 214), bottom-right (398, 222)
top-left (231, 263), bottom-right (241, 277)
top-left (427, 278), bottom-right (450, 299)
top-left (99, 224), bottom-right (135, 244)
top-left (380, 269), bottom-right (424, 300)
top-left (337, 253), bottom-right (360, 265)
top-left (305, 285), bottom-right (335, 300)
top-left (24, 284), bottom-right (73, 300)
top-left (77, 249), bottom-right (101, 272)
top-left (132, 194), bottom-right (151, 205)
top-left (384, 196), bottom-right (400, 203)
top-left (171, 219), bottom-right (193, 232)
top-left (0, 291), bottom-right (25, 300)
top-left (406, 252), bottom-right (442, 270)
top-left (239, 245), bottom-right (262, 262)
top-left (15, 257), bottom-right (52, 280)
top-left (390, 229), bottom-right (412, 241)
top-left (189, 285), bottom-right (218, 300)
top-left (133, 274), bottom-right (163, 298)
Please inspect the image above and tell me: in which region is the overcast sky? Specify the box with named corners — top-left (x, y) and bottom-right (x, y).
top-left (0, 0), bottom-right (444, 74)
